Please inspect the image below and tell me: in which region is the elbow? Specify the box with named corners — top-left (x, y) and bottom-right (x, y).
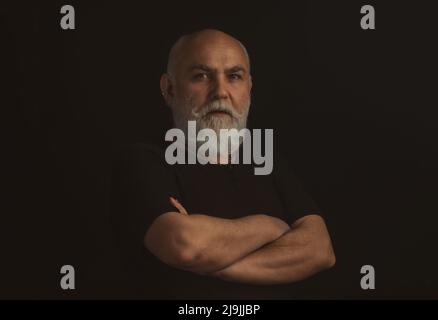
top-left (173, 246), bottom-right (201, 269)
top-left (145, 235), bottom-right (201, 270)
top-left (166, 228), bottom-right (206, 270)
top-left (315, 243), bottom-right (336, 271)
top-left (173, 230), bottom-right (206, 269)
top-left (173, 239), bottom-right (218, 275)
top-left (325, 249), bottom-right (336, 269)
top-left (144, 215), bottom-right (214, 273)
top-left (144, 221), bottom-right (201, 270)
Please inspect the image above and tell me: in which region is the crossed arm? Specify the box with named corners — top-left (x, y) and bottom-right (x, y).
top-left (144, 197), bottom-right (335, 285)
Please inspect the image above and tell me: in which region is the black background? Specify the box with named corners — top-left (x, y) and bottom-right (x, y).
top-left (1, 0), bottom-right (437, 299)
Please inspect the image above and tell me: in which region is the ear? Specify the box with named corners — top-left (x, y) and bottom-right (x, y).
top-left (248, 75), bottom-right (253, 92)
top-left (160, 73), bottom-right (174, 106)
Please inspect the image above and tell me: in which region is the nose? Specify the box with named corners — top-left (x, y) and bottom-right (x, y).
top-left (209, 75), bottom-right (229, 101)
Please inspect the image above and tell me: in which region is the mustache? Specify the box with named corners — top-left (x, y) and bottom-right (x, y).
top-left (195, 101), bottom-right (241, 119)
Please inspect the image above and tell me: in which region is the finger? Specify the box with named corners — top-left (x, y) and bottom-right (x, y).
top-left (169, 197), bottom-right (188, 215)
top-left (172, 198), bottom-right (188, 215)
top-left (169, 196), bottom-right (178, 209)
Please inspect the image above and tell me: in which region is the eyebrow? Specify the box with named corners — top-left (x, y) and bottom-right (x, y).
top-left (226, 65), bottom-right (247, 74)
top-left (189, 64), bottom-right (212, 72)
top-left (188, 64), bottom-right (247, 74)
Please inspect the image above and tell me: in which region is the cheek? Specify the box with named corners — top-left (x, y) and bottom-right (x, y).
top-left (234, 91), bottom-right (251, 113)
top-left (173, 86), bottom-right (207, 115)
top-left (178, 84), bottom-right (207, 103)
top-left (188, 88), bottom-right (211, 111)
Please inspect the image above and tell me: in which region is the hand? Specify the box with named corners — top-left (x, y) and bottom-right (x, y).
top-left (169, 196), bottom-right (188, 215)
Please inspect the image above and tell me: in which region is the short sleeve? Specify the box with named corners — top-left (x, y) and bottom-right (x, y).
top-left (272, 153), bottom-right (322, 225)
top-left (110, 143), bottom-right (181, 260)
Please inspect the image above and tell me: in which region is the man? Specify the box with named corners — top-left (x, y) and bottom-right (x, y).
top-left (111, 29), bottom-right (335, 299)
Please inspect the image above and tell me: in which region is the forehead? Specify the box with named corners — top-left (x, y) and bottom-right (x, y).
top-left (177, 36), bottom-right (249, 72)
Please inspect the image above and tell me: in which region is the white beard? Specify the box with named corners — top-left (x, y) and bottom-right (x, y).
top-left (171, 99), bottom-right (250, 160)
top-left (172, 99), bottom-right (249, 136)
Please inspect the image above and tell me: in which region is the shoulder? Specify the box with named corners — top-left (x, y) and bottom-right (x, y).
top-left (112, 142), bottom-right (170, 176)
top-left (119, 142), bottom-right (166, 163)
top-left (123, 142), bottom-right (165, 157)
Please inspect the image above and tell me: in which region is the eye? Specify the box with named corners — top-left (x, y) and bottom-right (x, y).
top-left (228, 73), bottom-right (243, 81)
top-left (193, 73), bottom-right (209, 80)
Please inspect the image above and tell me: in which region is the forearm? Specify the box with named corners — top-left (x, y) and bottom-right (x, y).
top-left (211, 215), bottom-right (336, 285)
top-left (178, 213), bottom-right (290, 274)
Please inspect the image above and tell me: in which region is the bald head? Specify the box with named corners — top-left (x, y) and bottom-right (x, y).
top-left (166, 29), bottom-right (250, 76)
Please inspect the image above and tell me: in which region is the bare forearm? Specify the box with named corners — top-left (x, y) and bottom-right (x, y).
top-left (211, 215), bottom-right (336, 285)
top-left (179, 213), bottom-right (290, 274)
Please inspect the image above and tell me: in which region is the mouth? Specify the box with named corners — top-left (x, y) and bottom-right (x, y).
top-left (207, 110), bottom-right (231, 117)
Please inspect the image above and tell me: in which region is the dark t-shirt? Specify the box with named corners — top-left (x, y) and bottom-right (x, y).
top-left (110, 142), bottom-right (321, 299)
